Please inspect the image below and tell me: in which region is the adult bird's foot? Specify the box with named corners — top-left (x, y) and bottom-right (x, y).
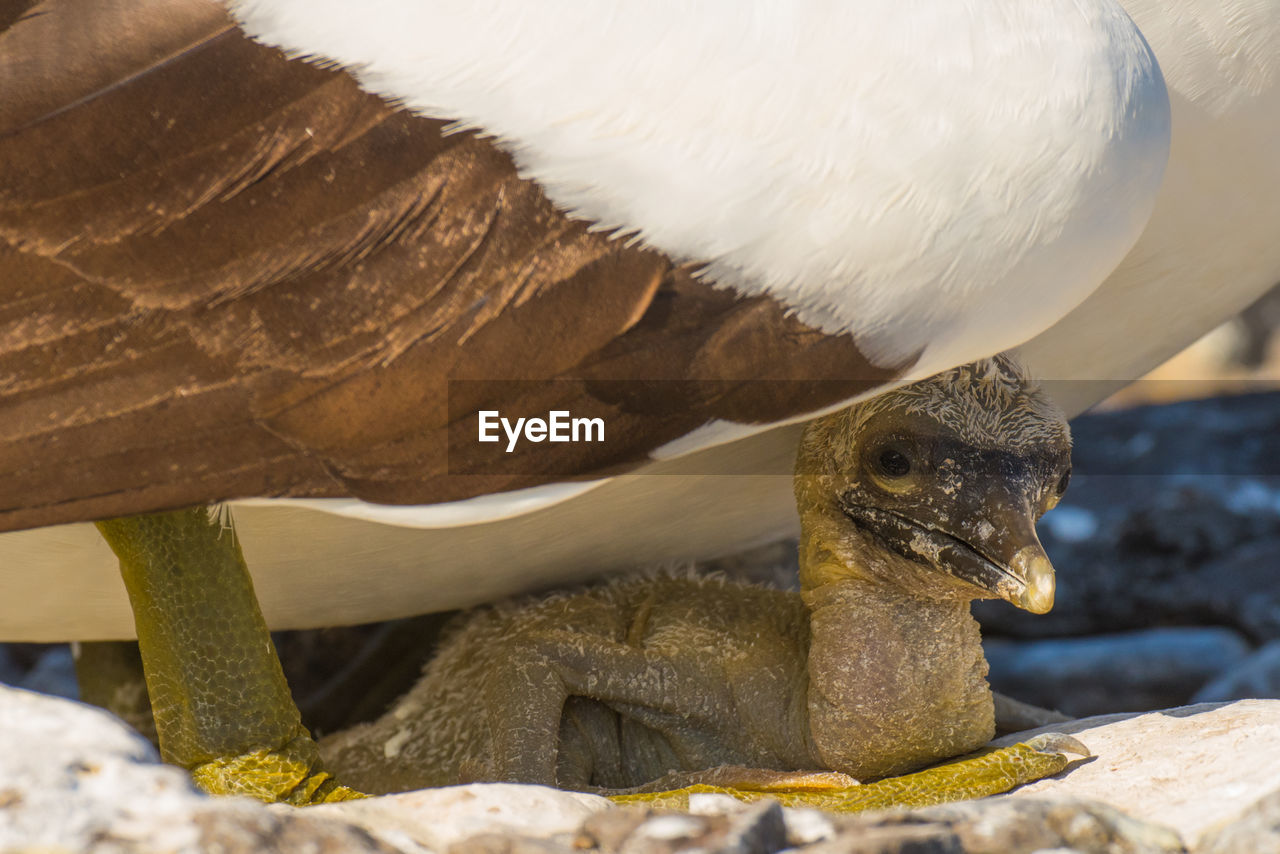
top-left (191, 732), bottom-right (365, 804)
top-left (609, 733), bottom-right (1090, 813)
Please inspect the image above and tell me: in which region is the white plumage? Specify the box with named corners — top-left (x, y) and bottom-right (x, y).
top-left (1020, 0), bottom-right (1280, 406)
top-left (229, 0), bottom-right (1168, 373)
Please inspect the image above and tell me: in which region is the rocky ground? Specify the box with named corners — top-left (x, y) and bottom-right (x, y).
top-left (1, 685), bottom-right (1277, 853)
top-left (2, 391), bottom-right (1280, 852)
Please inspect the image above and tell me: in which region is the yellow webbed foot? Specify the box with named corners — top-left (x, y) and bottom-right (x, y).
top-left (610, 733), bottom-right (1089, 813)
top-left (191, 732), bottom-right (365, 804)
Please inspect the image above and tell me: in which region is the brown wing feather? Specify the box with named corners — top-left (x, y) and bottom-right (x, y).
top-left (0, 0), bottom-right (902, 533)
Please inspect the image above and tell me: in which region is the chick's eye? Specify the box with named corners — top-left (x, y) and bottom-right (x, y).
top-left (1054, 467), bottom-right (1072, 496)
top-left (877, 447), bottom-right (912, 478)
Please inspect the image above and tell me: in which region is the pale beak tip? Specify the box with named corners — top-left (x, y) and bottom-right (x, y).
top-left (1013, 547), bottom-right (1056, 614)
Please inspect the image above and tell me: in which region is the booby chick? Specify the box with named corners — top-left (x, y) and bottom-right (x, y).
top-left (320, 355), bottom-right (1075, 797)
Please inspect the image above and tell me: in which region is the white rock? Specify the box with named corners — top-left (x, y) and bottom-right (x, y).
top-left (994, 699), bottom-right (1280, 840)
top-left (632, 814), bottom-right (706, 841)
top-left (688, 792), bottom-right (744, 815)
top-left (7, 681), bottom-right (1279, 852)
top-left (292, 782), bottom-right (611, 851)
top-left (0, 685), bottom-right (610, 853)
top-left (0, 684), bottom-right (210, 852)
top-left (17, 645), bottom-right (78, 699)
top-left (779, 807), bottom-right (837, 845)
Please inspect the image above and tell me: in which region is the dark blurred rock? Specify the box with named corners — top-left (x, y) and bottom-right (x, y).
top-left (0, 645), bottom-right (20, 685)
top-left (1066, 390), bottom-right (1280, 479)
top-left (984, 627), bottom-right (1252, 716)
top-left (18, 644), bottom-right (78, 699)
top-left (718, 800), bottom-right (788, 854)
top-left (0, 643), bottom-right (83, 704)
top-left (976, 481), bottom-right (1280, 641)
top-left (1197, 788), bottom-right (1280, 854)
top-left (1193, 641), bottom-right (1280, 703)
top-left (0, 643), bottom-right (67, 685)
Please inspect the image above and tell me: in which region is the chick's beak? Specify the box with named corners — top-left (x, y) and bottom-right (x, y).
top-left (1007, 543), bottom-right (1055, 614)
top-left (841, 481), bottom-right (1056, 613)
top-left (937, 492), bottom-right (1056, 614)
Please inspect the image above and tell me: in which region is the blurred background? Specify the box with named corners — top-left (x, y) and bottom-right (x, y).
top-left (5, 283), bottom-right (1280, 740)
top-left (976, 282), bottom-right (1280, 718)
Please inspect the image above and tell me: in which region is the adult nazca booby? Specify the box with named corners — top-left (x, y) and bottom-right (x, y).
top-left (0, 0), bottom-right (1177, 641)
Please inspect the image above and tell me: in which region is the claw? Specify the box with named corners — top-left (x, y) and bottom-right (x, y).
top-left (1025, 732), bottom-right (1091, 758)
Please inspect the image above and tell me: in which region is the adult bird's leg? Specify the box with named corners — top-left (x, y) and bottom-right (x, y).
top-left (609, 733), bottom-right (1089, 813)
top-left (94, 506), bottom-right (362, 804)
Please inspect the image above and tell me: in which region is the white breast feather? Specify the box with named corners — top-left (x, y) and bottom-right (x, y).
top-left (227, 0), bottom-right (1170, 378)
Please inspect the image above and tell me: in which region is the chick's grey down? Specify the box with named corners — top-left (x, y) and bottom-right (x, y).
top-left (320, 356), bottom-right (1072, 794)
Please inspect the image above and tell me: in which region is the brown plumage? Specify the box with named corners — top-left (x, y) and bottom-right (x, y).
top-left (0, 0), bottom-right (902, 533)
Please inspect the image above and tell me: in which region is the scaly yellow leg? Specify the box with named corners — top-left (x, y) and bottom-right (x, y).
top-left (610, 733), bottom-right (1088, 813)
top-left (95, 507), bottom-right (363, 804)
